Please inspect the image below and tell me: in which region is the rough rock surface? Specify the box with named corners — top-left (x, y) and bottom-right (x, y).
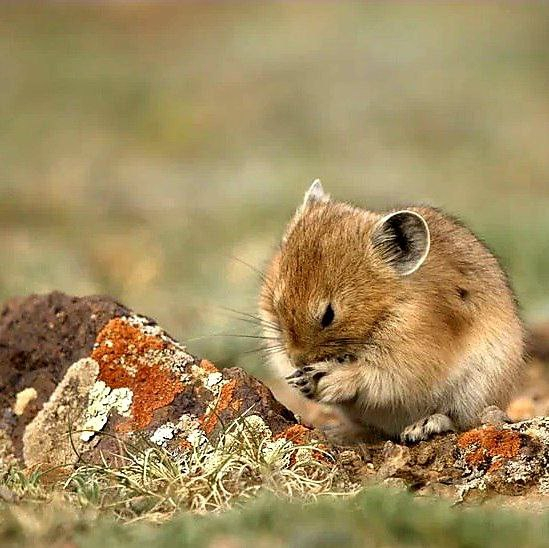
top-left (1, 292), bottom-right (549, 506)
top-left (0, 293), bottom-right (303, 469)
top-left (0, 292), bottom-right (131, 458)
top-left (331, 418), bottom-right (549, 504)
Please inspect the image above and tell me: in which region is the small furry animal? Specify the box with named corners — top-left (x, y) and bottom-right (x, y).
top-left (259, 180), bottom-right (524, 442)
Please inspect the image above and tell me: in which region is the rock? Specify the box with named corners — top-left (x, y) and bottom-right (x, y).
top-left (456, 418), bottom-right (549, 499)
top-left (0, 293), bottom-right (308, 469)
top-left (376, 441), bottom-right (410, 480)
top-left (0, 291), bottom-right (130, 457)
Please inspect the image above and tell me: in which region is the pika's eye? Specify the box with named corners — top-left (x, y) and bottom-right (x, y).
top-left (320, 303), bottom-right (335, 328)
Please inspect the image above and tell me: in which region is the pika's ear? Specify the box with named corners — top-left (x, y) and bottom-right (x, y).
top-left (282, 179), bottom-right (330, 243)
top-left (302, 179), bottom-right (330, 207)
top-left (372, 210), bottom-right (430, 275)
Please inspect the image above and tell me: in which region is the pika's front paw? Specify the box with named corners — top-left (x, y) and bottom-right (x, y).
top-left (285, 362), bottom-right (332, 399)
top-left (400, 414), bottom-right (455, 443)
top-left (285, 369), bottom-right (315, 398)
top-left (286, 362), bottom-right (359, 404)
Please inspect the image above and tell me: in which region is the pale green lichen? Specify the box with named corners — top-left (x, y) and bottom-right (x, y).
top-left (182, 415), bottom-right (209, 449)
top-left (539, 476), bottom-right (549, 495)
top-left (80, 381), bottom-right (133, 442)
top-left (457, 475), bottom-right (487, 501)
top-left (512, 416), bottom-right (549, 444)
top-left (203, 371), bottom-right (223, 390)
top-left (190, 363), bottom-right (227, 396)
top-left (149, 414), bottom-right (208, 449)
top-left (126, 314), bottom-right (193, 355)
top-left (503, 458), bottom-right (539, 484)
top-left (150, 422), bottom-right (177, 446)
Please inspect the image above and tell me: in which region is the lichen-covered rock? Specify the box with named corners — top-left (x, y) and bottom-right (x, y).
top-left (339, 418), bottom-right (549, 502)
top-left (456, 418), bottom-right (549, 499)
top-left (0, 291), bottom-right (130, 458)
top-left (0, 293), bottom-right (309, 469)
top-left (22, 358), bottom-right (102, 468)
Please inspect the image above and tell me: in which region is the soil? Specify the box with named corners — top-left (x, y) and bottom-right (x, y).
top-left (0, 291), bottom-right (129, 454)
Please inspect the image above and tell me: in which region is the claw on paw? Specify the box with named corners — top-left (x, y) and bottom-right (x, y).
top-left (400, 414), bottom-right (455, 443)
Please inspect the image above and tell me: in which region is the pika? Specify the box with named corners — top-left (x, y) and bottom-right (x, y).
top-left (259, 180), bottom-right (524, 442)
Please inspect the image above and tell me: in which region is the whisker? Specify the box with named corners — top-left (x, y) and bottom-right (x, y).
top-left (242, 345), bottom-right (285, 356)
top-left (185, 333), bottom-right (281, 343)
top-left (217, 333), bottom-right (281, 341)
top-left (218, 306), bottom-right (281, 332)
top-left (232, 316), bottom-right (281, 332)
top-left (319, 338), bottom-right (377, 349)
top-left (242, 347), bottom-right (265, 356)
top-left (227, 255), bottom-right (267, 283)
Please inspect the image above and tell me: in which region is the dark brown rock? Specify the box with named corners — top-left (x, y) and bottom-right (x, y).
top-left (0, 293), bottom-right (305, 469)
top-left (0, 292), bottom-right (130, 456)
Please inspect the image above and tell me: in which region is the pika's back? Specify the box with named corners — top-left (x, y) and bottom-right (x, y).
top-left (410, 206), bottom-right (514, 299)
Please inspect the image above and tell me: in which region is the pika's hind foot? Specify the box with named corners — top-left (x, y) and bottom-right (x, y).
top-left (400, 414), bottom-right (455, 443)
top-left (480, 405), bottom-right (511, 426)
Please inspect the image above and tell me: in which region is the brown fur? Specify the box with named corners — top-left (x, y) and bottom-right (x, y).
top-left (259, 184), bottom-right (524, 441)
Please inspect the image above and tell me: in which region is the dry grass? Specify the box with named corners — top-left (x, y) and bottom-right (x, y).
top-left (2, 416), bottom-right (549, 547)
top-left (1, 415), bottom-right (356, 524)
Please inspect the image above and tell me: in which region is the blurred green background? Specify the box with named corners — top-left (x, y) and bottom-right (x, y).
top-left (1, 3), bottom-right (548, 375)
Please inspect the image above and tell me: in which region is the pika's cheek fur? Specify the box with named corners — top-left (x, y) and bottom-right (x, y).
top-left (260, 180), bottom-right (524, 443)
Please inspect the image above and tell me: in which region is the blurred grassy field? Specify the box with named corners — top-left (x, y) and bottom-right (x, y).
top-left (3, 488), bottom-right (549, 548)
top-left (0, 3), bottom-right (548, 375)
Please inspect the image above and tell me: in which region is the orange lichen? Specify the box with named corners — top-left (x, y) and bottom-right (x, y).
top-left (199, 359), bottom-right (219, 374)
top-left (275, 424), bottom-right (311, 445)
top-left (179, 439), bottom-right (192, 451)
top-left (93, 318), bottom-right (165, 387)
top-left (92, 318), bottom-right (185, 430)
top-left (458, 426), bottom-right (522, 468)
top-left (488, 460), bottom-right (504, 473)
top-left (200, 379), bottom-right (240, 434)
